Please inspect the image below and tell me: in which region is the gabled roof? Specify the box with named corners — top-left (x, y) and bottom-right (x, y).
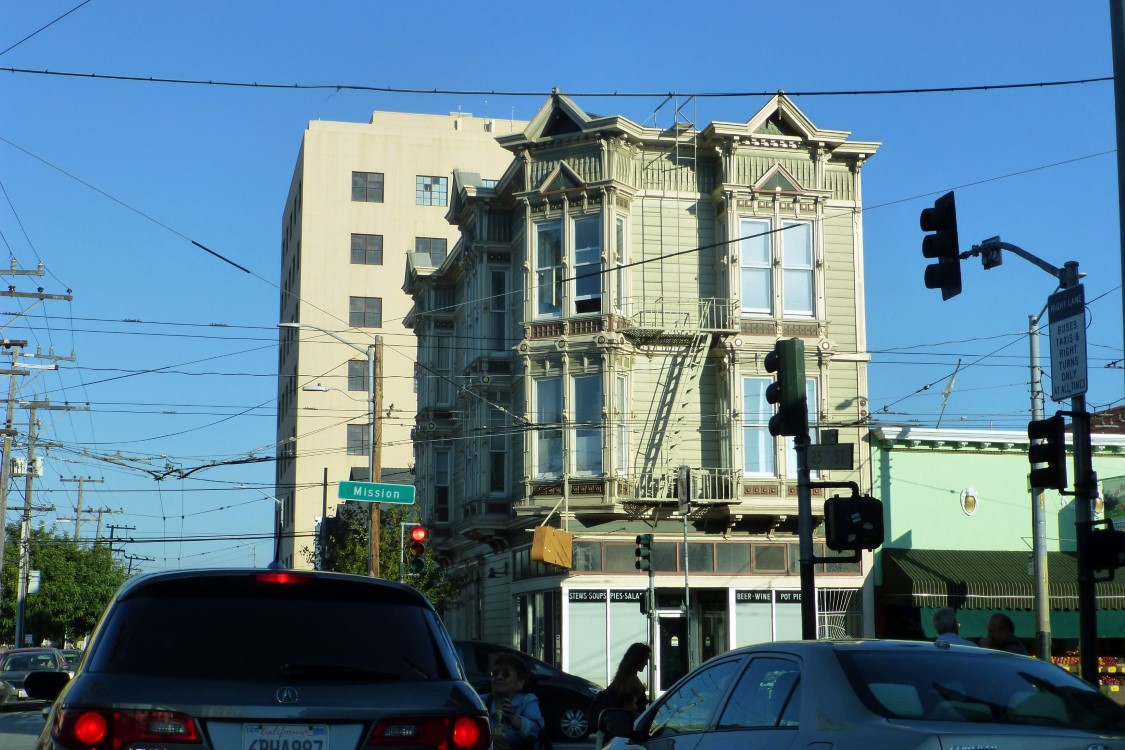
top-left (703, 92), bottom-right (880, 156)
top-left (496, 90), bottom-right (628, 149)
top-left (534, 160), bottom-right (587, 194)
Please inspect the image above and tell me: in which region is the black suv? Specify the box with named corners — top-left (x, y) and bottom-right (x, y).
top-left (454, 640), bottom-right (600, 741)
top-left (28, 569), bottom-right (491, 750)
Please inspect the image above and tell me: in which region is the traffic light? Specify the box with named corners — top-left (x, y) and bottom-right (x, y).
top-left (409, 526), bottom-right (428, 574)
top-left (635, 534), bottom-right (653, 572)
top-left (1028, 414), bottom-right (1068, 490)
top-left (824, 495), bottom-right (884, 551)
top-left (764, 338), bottom-right (807, 437)
top-left (920, 191), bottom-right (962, 300)
top-left (1089, 527), bottom-right (1125, 572)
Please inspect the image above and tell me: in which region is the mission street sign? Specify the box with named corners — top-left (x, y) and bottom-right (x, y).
top-left (337, 481), bottom-right (416, 505)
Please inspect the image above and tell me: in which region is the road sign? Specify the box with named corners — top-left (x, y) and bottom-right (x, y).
top-left (337, 481), bottom-right (416, 504)
top-left (807, 443), bottom-right (854, 471)
top-left (1047, 285), bottom-right (1088, 402)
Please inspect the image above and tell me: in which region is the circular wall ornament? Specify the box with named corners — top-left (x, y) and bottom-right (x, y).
top-left (960, 488), bottom-right (979, 516)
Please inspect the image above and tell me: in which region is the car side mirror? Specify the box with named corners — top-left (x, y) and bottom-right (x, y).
top-left (24, 670), bottom-right (70, 701)
top-left (598, 707), bottom-right (636, 739)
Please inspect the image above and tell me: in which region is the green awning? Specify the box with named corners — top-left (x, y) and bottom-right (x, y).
top-left (920, 607), bottom-right (1125, 640)
top-left (881, 548), bottom-right (1125, 611)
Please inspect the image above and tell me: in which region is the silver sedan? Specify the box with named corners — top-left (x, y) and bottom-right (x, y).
top-left (600, 639), bottom-right (1125, 749)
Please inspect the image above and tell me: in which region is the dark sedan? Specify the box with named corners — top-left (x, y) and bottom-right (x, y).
top-left (0, 648), bottom-right (68, 706)
top-left (455, 640), bottom-right (600, 741)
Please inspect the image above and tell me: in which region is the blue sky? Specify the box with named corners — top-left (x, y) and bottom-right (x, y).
top-left (0, 1), bottom-right (1120, 571)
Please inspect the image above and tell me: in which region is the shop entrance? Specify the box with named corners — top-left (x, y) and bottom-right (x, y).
top-left (655, 612), bottom-right (688, 692)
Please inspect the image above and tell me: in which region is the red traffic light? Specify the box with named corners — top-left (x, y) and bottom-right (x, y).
top-left (410, 526), bottom-right (428, 543)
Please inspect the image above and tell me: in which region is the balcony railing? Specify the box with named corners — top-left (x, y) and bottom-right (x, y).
top-left (627, 467), bottom-right (741, 502)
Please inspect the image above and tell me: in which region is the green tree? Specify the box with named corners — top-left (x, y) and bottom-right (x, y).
top-left (304, 502), bottom-right (458, 613)
top-left (0, 522), bottom-right (129, 646)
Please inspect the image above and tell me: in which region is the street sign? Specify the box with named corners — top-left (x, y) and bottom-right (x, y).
top-left (1047, 285), bottom-right (1088, 402)
top-left (337, 481), bottom-right (416, 504)
top-left (807, 443), bottom-right (854, 471)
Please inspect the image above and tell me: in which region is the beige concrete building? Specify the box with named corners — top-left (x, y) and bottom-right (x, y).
top-left (276, 111), bottom-right (525, 569)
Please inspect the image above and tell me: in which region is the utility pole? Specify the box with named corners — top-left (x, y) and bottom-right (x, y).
top-left (369, 338), bottom-right (383, 578)
top-left (1029, 311), bottom-right (1053, 661)
top-left (60, 476), bottom-right (105, 542)
top-left (0, 339), bottom-right (29, 590)
top-left (16, 399), bottom-right (88, 647)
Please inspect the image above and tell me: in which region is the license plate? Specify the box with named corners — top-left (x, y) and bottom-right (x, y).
top-left (243, 724), bottom-right (328, 750)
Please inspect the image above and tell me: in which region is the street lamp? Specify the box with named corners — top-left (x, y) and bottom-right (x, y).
top-left (239, 485), bottom-right (284, 567)
top-left (279, 322), bottom-right (382, 577)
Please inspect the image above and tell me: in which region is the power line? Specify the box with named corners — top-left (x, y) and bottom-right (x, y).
top-left (0, 67), bottom-right (1111, 98)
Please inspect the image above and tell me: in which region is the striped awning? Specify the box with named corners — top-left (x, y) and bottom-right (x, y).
top-left (881, 548), bottom-right (1125, 611)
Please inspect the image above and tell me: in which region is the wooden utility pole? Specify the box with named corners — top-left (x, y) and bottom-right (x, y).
top-left (0, 340), bottom-right (28, 582)
top-left (60, 476), bottom-right (105, 542)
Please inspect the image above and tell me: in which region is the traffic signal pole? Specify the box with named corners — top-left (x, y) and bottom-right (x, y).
top-left (796, 431), bottom-right (817, 640)
top-left (920, 209), bottom-right (1102, 681)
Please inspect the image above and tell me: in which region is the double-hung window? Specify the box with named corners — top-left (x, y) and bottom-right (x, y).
top-left (740, 218), bottom-right (816, 317)
top-left (740, 219), bottom-right (772, 314)
top-left (742, 375), bottom-right (819, 477)
top-left (573, 216), bottom-right (602, 314)
top-left (434, 449), bottom-right (451, 523)
top-left (489, 402), bottom-right (508, 494)
top-left (742, 377), bottom-right (775, 476)
top-left (536, 378), bottom-right (563, 477)
top-left (536, 222), bottom-right (563, 318)
top-left (534, 214), bottom-right (602, 318)
top-left (614, 375), bottom-right (629, 476)
top-left (489, 271), bottom-right (508, 353)
top-left (614, 215), bottom-right (628, 316)
top-left (781, 222), bottom-right (814, 317)
top-left (573, 374), bottom-right (602, 476)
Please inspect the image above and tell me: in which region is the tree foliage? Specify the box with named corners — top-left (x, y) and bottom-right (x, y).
top-left (0, 522), bottom-right (129, 646)
top-left (303, 502), bottom-right (458, 613)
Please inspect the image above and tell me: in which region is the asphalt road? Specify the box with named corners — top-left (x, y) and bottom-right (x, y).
top-left (0, 707), bottom-right (45, 750)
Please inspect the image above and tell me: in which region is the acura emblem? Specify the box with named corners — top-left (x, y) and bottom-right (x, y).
top-left (276, 687), bottom-right (299, 704)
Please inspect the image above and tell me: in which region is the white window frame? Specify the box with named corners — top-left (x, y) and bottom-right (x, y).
top-left (434, 335), bottom-right (454, 407)
top-left (572, 373), bottom-right (602, 476)
top-left (739, 219), bottom-right (772, 314)
top-left (614, 215), bottom-right (628, 317)
top-left (781, 221), bottom-right (815, 317)
top-left (741, 377), bottom-right (775, 477)
top-left (434, 448), bottom-right (451, 523)
top-left (572, 215), bottom-right (602, 315)
top-left (535, 221), bottom-right (563, 319)
top-left (535, 377), bottom-right (563, 478)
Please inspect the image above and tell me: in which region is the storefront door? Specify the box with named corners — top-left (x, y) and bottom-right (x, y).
top-left (656, 613), bottom-right (689, 692)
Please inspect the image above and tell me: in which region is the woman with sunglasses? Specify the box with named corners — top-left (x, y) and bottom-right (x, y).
top-left (482, 653), bottom-right (545, 750)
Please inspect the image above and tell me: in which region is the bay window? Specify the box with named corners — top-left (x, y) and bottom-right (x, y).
top-left (573, 374), bottom-right (602, 476)
top-left (739, 218), bottom-right (816, 318)
top-left (536, 378), bottom-right (563, 477)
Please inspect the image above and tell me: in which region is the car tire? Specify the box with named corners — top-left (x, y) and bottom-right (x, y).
top-left (553, 703), bottom-right (590, 740)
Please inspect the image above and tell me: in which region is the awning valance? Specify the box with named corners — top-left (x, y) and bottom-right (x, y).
top-left (881, 548), bottom-right (1125, 611)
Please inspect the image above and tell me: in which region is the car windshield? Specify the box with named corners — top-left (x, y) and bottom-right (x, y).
top-left (2, 653), bottom-right (56, 672)
top-left (838, 649), bottom-right (1125, 733)
top-left (86, 579), bottom-right (447, 682)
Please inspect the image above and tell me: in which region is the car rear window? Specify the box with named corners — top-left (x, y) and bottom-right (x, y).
top-left (837, 649), bottom-right (1125, 733)
top-left (87, 577), bottom-right (448, 682)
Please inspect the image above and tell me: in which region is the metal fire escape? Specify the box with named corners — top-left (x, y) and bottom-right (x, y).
top-left (623, 96), bottom-right (739, 506)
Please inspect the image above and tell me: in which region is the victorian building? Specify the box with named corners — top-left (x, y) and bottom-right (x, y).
top-left (404, 92), bottom-right (880, 689)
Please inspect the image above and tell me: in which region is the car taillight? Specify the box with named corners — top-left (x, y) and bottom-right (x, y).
top-left (369, 715), bottom-right (489, 750)
top-left (255, 571), bottom-right (310, 584)
top-left (54, 708), bottom-right (200, 750)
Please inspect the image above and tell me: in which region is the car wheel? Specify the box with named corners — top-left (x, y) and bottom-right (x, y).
top-left (554, 703), bottom-right (590, 740)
